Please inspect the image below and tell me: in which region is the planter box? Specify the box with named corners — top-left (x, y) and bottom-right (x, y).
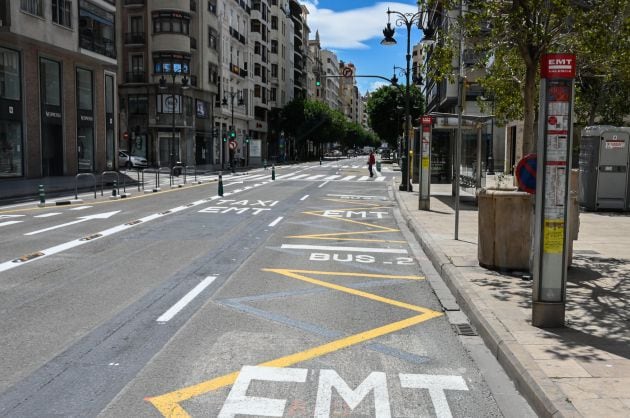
top-left (478, 189), bottom-right (534, 271)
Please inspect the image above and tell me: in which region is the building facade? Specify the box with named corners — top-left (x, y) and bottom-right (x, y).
top-left (1, 0), bottom-right (117, 179)
top-left (320, 49), bottom-right (340, 111)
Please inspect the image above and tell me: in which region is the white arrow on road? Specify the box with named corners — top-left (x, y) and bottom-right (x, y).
top-left (24, 211), bottom-right (121, 236)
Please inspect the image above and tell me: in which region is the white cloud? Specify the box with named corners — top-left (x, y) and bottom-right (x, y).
top-left (369, 81), bottom-right (389, 91)
top-left (300, 1), bottom-right (420, 49)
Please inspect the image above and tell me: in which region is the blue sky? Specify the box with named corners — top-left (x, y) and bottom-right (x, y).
top-left (299, 1), bottom-right (422, 95)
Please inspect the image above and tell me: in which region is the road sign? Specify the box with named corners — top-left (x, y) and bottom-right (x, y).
top-left (123, 131), bottom-right (129, 140)
top-left (228, 140), bottom-right (237, 150)
top-left (342, 67), bottom-right (353, 77)
top-left (515, 154), bottom-right (537, 194)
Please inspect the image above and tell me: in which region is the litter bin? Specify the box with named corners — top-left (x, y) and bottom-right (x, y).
top-left (376, 161), bottom-right (381, 172)
top-left (172, 162), bottom-right (182, 176)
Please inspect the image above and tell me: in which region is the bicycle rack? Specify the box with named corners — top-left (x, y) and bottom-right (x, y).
top-left (75, 173), bottom-right (97, 200)
top-left (185, 165), bottom-right (197, 183)
top-left (100, 171), bottom-right (119, 196)
top-left (158, 167), bottom-right (171, 188)
top-left (171, 165), bottom-right (184, 187)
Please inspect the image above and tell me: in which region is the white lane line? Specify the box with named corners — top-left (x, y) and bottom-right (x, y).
top-left (324, 175), bottom-right (341, 180)
top-left (0, 215), bottom-right (25, 219)
top-left (69, 206), bottom-right (92, 211)
top-left (268, 216), bottom-right (284, 227)
top-left (375, 176), bottom-right (386, 182)
top-left (358, 176), bottom-right (370, 181)
top-left (24, 211), bottom-right (121, 236)
top-left (318, 181), bottom-right (329, 188)
top-left (300, 195), bottom-right (309, 201)
top-left (287, 174), bottom-right (309, 180)
top-left (276, 172), bottom-right (298, 179)
top-left (156, 276), bottom-right (217, 323)
top-left (281, 244), bottom-right (408, 254)
top-left (0, 221), bottom-right (23, 227)
top-left (341, 176), bottom-right (356, 181)
top-left (34, 212), bottom-right (62, 218)
top-left (305, 175), bottom-right (325, 180)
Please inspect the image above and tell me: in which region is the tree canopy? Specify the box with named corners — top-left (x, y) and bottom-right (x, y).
top-left (366, 84), bottom-right (424, 147)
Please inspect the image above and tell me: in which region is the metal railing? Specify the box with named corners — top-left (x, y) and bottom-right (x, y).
top-left (75, 173), bottom-right (97, 200)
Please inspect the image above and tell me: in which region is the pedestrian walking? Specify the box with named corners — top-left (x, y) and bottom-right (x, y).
top-left (368, 150), bottom-right (376, 177)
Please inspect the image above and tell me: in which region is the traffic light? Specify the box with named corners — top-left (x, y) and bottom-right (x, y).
top-left (222, 135), bottom-right (227, 142)
top-left (316, 78), bottom-right (321, 87)
top-left (230, 130), bottom-right (236, 138)
top-left (245, 137), bottom-right (250, 144)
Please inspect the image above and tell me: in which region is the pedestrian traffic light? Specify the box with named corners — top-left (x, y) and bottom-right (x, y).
top-left (245, 137), bottom-right (250, 144)
top-left (316, 78), bottom-right (321, 87)
top-left (230, 131), bottom-right (236, 138)
top-left (222, 135), bottom-right (227, 142)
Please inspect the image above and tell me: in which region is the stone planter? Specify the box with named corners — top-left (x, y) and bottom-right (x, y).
top-left (478, 189), bottom-right (534, 271)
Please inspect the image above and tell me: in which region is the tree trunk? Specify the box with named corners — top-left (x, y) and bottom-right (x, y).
top-left (522, 62), bottom-right (538, 155)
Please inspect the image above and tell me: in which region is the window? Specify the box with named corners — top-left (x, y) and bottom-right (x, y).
top-left (79, 0), bottom-right (116, 59)
top-left (153, 53), bottom-right (190, 74)
top-left (157, 94), bottom-right (182, 114)
top-left (254, 84), bottom-right (261, 98)
top-left (270, 87), bottom-right (277, 102)
top-left (76, 68), bottom-right (93, 111)
top-left (208, 27), bottom-right (218, 50)
top-left (40, 58), bottom-right (61, 106)
top-left (271, 40), bottom-right (278, 54)
top-left (52, 0), bottom-right (72, 28)
top-left (208, 63), bottom-right (218, 85)
top-left (271, 16), bottom-right (277, 30)
top-left (20, 0), bottom-right (43, 16)
top-left (208, 0), bottom-right (217, 14)
top-left (128, 95), bottom-right (148, 114)
top-left (152, 11), bottom-right (190, 35)
top-left (271, 64), bottom-right (278, 78)
top-left (130, 15), bottom-right (143, 33)
top-left (0, 48), bottom-right (21, 101)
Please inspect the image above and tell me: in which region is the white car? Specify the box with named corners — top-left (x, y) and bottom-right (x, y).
top-left (118, 151), bottom-right (148, 169)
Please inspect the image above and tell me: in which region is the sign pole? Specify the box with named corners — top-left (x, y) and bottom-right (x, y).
top-left (532, 53), bottom-right (576, 328)
top-left (419, 116), bottom-right (432, 210)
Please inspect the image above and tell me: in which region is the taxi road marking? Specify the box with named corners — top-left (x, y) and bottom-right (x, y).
top-left (146, 269), bottom-right (440, 417)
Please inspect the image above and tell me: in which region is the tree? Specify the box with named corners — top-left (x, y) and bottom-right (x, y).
top-left (428, 0), bottom-right (629, 154)
top-left (366, 85), bottom-right (424, 147)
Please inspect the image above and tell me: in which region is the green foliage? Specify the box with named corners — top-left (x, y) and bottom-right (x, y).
top-left (366, 85), bottom-right (425, 147)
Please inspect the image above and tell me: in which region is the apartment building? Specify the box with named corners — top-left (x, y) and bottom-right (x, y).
top-left (289, 0), bottom-right (308, 99)
top-left (320, 49), bottom-right (339, 111)
top-left (307, 30), bottom-right (323, 103)
top-left (0, 0), bottom-right (117, 178)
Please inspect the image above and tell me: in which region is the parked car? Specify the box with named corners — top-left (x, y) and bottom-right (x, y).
top-left (118, 151), bottom-right (148, 169)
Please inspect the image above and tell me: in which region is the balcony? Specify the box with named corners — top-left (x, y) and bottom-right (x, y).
top-left (125, 71), bottom-right (147, 83)
top-left (124, 0), bottom-right (145, 5)
top-left (124, 32), bottom-right (146, 45)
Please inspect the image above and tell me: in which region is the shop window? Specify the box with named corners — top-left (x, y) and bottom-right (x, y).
top-left (76, 67), bottom-right (93, 111)
top-left (0, 48), bottom-right (21, 101)
top-left (41, 58), bottom-right (61, 106)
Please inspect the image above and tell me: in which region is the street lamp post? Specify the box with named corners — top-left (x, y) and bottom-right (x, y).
top-left (222, 88), bottom-right (244, 173)
top-left (381, 7), bottom-right (432, 191)
top-left (159, 71), bottom-right (189, 168)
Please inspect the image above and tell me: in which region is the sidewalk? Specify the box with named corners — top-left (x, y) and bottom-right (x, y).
top-left (395, 184), bottom-right (630, 418)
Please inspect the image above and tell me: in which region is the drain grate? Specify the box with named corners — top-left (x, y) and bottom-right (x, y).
top-left (452, 323), bottom-right (478, 336)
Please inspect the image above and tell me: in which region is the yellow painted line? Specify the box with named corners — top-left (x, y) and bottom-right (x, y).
top-left (287, 230), bottom-right (405, 243)
top-left (146, 268), bottom-right (440, 417)
top-left (301, 210), bottom-right (399, 231)
top-left (264, 269), bottom-right (424, 280)
top-left (321, 198), bottom-right (384, 207)
top-left (146, 314), bottom-right (439, 417)
top-left (264, 268), bottom-right (432, 314)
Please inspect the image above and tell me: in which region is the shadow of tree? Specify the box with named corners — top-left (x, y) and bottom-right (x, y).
top-left (434, 195), bottom-right (478, 212)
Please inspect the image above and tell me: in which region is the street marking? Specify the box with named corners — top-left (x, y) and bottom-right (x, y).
top-left (341, 176), bottom-right (356, 181)
top-left (0, 221), bottom-right (22, 227)
top-left (263, 269), bottom-right (422, 280)
top-left (156, 276), bottom-right (217, 323)
top-left (288, 174), bottom-right (309, 180)
top-left (268, 216), bottom-right (283, 227)
top-left (281, 244), bottom-right (407, 254)
top-left (359, 176), bottom-right (370, 181)
top-left (69, 206), bottom-right (92, 210)
top-left (24, 211), bottom-right (121, 236)
top-left (0, 214), bottom-right (25, 219)
top-left (276, 172), bottom-right (299, 179)
top-left (34, 212), bottom-right (62, 218)
top-left (306, 175), bottom-right (325, 180)
top-left (318, 181), bottom-right (329, 188)
top-left (300, 194), bottom-right (309, 201)
top-left (324, 175), bottom-right (341, 180)
top-left (375, 176), bottom-right (386, 182)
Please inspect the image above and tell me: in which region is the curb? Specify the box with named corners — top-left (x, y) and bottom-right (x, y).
top-left (393, 190), bottom-right (580, 418)
top-left (38, 199), bottom-right (84, 207)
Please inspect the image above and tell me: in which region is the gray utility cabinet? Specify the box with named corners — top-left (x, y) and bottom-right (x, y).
top-left (579, 126), bottom-right (630, 211)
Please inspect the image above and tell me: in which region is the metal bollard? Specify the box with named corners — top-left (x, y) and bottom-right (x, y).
top-left (320, 157), bottom-right (322, 165)
top-left (272, 164), bottom-right (275, 180)
top-left (112, 180), bottom-right (118, 197)
top-left (38, 185), bottom-right (45, 205)
top-left (218, 173), bottom-right (224, 196)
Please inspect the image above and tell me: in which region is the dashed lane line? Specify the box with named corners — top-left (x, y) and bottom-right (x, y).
top-left (156, 276), bottom-right (218, 323)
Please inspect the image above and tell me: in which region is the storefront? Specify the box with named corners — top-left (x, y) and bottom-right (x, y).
top-left (0, 47), bottom-right (23, 178)
top-left (40, 57), bottom-right (64, 176)
top-left (76, 67), bottom-right (95, 172)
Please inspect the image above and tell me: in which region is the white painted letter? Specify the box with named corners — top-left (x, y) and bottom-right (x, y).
top-left (369, 211), bottom-right (388, 219)
top-left (346, 211), bottom-right (367, 218)
top-left (356, 255), bottom-right (375, 263)
top-left (251, 208), bottom-right (271, 215)
top-left (199, 207), bottom-right (222, 213)
top-left (315, 369), bottom-right (391, 418)
top-left (218, 366), bottom-right (307, 418)
top-left (322, 210), bottom-right (343, 218)
top-left (399, 374), bottom-right (468, 418)
top-left (310, 253), bottom-right (330, 261)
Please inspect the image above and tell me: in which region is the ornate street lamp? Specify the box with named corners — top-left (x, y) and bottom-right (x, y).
top-left (159, 71), bottom-right (190, 169)
top-left (381, 7), bottom-right (433, 191)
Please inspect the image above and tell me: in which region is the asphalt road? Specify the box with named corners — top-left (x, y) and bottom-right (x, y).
top-left (0, 159), bottom-right (534, 417)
